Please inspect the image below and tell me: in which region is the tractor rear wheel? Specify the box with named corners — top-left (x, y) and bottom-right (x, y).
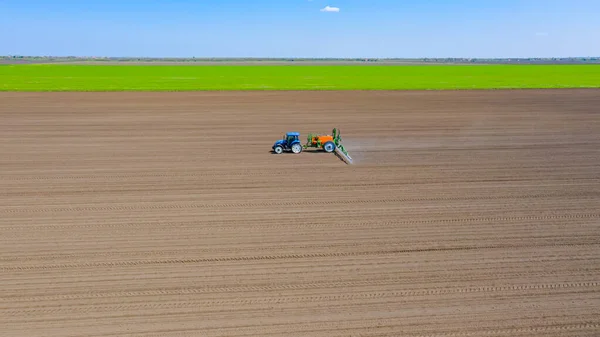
top-left (291, 143), bottom-right (303, 154)
top-left (323, 141), bottom-right (336, 153)
top-left (274, 146), bottom-right (283, 154)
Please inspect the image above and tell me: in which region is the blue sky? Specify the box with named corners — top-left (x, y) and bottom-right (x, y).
top-left (1, 0), bottom-right (599, 58)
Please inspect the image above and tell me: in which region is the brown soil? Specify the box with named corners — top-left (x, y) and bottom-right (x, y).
top-left (1, 90), bottom-right (599, 336)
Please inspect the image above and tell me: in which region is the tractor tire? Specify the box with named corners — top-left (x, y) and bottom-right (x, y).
top-left (291, 143), bottom-right (303, 154)
top-left (274, 146), bottom-right (283, 154)
top-left (323, 141), bottom-right (336, 153)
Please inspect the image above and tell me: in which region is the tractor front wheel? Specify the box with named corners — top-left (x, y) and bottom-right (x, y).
top-left (323, 141), bottom-right (336, 153)
top-left (291, 143), bottom-right (303, 154)
top-left (274, 146), bottom-right (283, 154)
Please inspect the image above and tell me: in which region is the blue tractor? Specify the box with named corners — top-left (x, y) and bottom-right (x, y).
top-left (272, 132), bottom-right (303, 154)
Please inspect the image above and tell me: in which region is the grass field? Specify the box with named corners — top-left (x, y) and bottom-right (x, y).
top-left (1, 64), bottom-right (599, 91)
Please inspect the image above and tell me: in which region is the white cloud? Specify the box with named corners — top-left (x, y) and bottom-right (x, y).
top-left (320, 5), bottom-right (340, 12)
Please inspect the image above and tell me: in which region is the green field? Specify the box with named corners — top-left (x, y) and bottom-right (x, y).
top-left (1, 64), bottom-right (599, 91)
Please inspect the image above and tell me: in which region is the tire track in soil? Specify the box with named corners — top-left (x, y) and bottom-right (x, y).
top-left (1, 213), bottom-right (597, 232)
top-left (3, 282), bottom-right (598, 307)
top-left (2, 241), bottom-right (598, 272)
top-left (2, 191), bottom-right (598, 214)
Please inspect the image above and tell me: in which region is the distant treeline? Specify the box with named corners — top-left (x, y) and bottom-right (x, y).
top-left (2, 55), bottom-right (600, 64)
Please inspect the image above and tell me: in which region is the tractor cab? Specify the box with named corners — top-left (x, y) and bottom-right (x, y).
top-left (285, 132), bottom-right (300, 146)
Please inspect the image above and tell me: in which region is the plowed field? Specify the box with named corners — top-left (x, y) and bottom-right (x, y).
top-left (1, 90), bottom-right (599, 336)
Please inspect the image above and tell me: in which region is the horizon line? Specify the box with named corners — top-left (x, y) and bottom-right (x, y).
top-left (3, 56), bottom-right (600, 60)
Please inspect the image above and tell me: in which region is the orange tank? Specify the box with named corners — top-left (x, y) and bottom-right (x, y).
top-left (310, 135), bottom-right (334, 146)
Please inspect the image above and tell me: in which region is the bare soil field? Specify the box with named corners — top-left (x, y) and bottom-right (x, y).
top-left (1, 90), bottom-right (599, 336)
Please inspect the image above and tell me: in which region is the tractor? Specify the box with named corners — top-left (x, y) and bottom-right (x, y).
top-left (272, 132), bottom-right (303, 154)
